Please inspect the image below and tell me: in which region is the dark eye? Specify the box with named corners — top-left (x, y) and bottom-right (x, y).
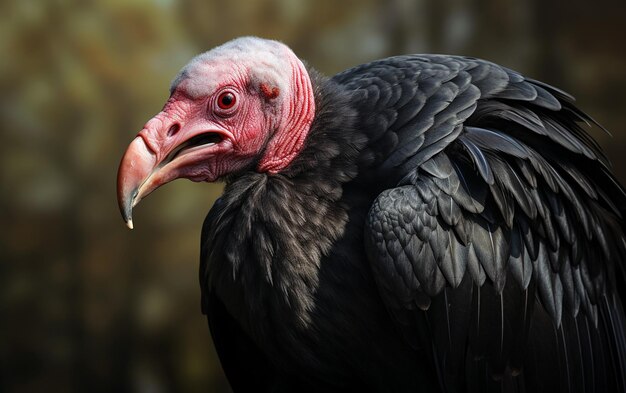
top-left (217, 91), bottom-right (236, 109)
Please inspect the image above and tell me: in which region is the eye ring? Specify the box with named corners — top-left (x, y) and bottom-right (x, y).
top-left (218, 91), bottom-right (236, 109)
top-left (214, 89), bottom-right (238, 116)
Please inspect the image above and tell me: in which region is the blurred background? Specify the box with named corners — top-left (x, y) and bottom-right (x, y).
top-left (1, 0), bottom-right (625, 392)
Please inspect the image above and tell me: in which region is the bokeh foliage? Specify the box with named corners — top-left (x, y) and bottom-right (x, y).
top-left (1, 0), bottom-right (625, 392)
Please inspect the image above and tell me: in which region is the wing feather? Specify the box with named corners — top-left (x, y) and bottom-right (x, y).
top-left (352, 54), bottom-right (626, 392)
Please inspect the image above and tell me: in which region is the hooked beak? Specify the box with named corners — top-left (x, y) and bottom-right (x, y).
top-left (117, 129), bottom-right (224, 229)
top-left (116, 136), bottom-right (158, 229)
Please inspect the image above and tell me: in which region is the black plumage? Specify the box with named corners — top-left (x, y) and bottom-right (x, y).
top-left (200, 55), bottom-right (626, 392)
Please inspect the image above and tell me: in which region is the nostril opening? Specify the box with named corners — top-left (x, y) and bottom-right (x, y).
top-left (167, 123), bottom-right (181, 137)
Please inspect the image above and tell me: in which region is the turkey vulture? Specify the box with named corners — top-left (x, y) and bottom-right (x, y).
top-left (117, 37), bottom-right (626, 392)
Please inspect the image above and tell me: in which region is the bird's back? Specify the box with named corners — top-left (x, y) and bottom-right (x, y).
top-left (334, 54), bottom-right (626, 392)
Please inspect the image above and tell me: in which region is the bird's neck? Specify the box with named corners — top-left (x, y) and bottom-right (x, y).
top-left (257, 53), bottom-right (316, 174)
top-left (204, 74), bottom-right (369, 339)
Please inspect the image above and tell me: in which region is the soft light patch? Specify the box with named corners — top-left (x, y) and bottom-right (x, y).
top-left (170, 37), bottom-right (292, 100)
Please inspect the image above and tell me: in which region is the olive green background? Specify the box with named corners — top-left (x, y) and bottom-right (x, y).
top-left (2, 0), bottom-right (625, 392)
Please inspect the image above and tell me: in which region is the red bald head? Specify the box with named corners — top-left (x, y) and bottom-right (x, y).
top-left (117, 37), bottom-right (315, 228)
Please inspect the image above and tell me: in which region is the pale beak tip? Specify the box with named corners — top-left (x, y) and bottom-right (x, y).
top-left (125, 219), bottom-right (134, 230)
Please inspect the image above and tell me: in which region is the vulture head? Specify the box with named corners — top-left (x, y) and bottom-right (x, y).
top-left (117, 37), bottom-right (315, 228)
